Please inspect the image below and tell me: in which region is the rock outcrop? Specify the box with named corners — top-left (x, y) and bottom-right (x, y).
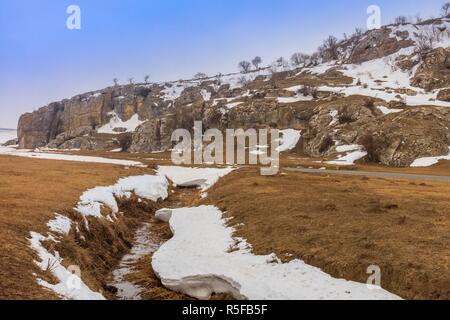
top-left (411, 47), bottom-right (450, 90)
top-left (373, 108), bottom-right (450, 166)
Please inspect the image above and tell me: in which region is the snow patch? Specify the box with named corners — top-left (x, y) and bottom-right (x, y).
top-left (97, 112), bottom-right (145, 134)
top-left (410, 147), bottom-right (450, 167)
top-left (327, 145), bottom-right (368, 166)
top-left (157, 166), bottom-right (234, 193)
top-left (29, 232), bottom-right (105, 300)
top-left (75, 175), bottom-right (169, 218)
top-left (152, 206), bottom-right (400, 300)
top-left (277, 129), bottom-right (301, 152)
top-left (377, 106), bottom-right (403, 115)
top-left (0, 146), bottom-right (144, 167)
top-left (47, 214), bottom-right (72, 235)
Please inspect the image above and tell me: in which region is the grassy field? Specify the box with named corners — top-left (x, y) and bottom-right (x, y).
top-left (204, 167), bottom-right (450, 300)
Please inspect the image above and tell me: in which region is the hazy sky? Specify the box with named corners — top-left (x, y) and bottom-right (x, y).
top-left (0, 0), bottom-right (445, 128)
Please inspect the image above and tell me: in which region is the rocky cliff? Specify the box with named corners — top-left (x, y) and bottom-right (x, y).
top-left (17, 17), bottom-right (450, 167)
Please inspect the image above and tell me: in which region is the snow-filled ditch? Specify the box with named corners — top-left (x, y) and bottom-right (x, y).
top-left (29, 173), bottom-right (171, 300)
top-left (152, 205), bottom-right (400, 300)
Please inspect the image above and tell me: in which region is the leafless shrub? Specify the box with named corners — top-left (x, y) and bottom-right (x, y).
top-left (359, 134), bottom-right (378, 162)
top-left (118, 133), bottom-right (133, 152)
top-left (338, 107), bottom-right (355, 124)
top-left (237, 76), bottom-right (248, 86)
top-left (442, 2), bottom-right (450, 16)
top-left (194, 72), bottom-right (208, 80)
top-left (394, 16), bottom-right (408, 25)
top-left (275, 57), bottom-right (289, 68)
top-left (297, 85), bottom-right (318, 98)
top-left (319, 136), bottom-right (335, 153)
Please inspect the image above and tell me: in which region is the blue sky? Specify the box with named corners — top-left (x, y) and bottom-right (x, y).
top-left (0, 0), bottom-right (445, 128)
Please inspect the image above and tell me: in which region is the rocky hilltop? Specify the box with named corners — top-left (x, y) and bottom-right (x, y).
top-left (17, 16), bottom-right (450, 167)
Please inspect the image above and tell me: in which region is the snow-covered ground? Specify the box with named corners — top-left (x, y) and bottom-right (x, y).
top-left (30, 173), bottom-right (171, 300)
top-left (410, 147), bottom-right (450, 167)
top-left (327, 145), bottom-right (368, 166)
top-left (0, 145), bottom-right (144, 166)
top-left (152, 205), bottom-right (400, 300)
top-left (0, 129), bottom-right (16, 144)
top-left (157, 166), bottom-right (234, 193)
top-left (97, 112), bottom-right (146, 134)
top-left (75, 175), bottom-right (168, 219)
top-left (277, 129), bottom-right (301, 152)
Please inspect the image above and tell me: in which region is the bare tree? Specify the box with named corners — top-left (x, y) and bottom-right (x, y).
top-left (113, 78), bottom-right (119, 86)
top-left (415, 14), bottom-right (423, 23)
top-left (238, 61), bottom-right (252, 73)
top-left (275, 57), bottom-right (288, 68)
top-left (394, 16), bottom-right (408, 25)
top-left (144, 75), bottom-right (150, 84)
top-left (128, 78), bottom-right (134, 85)
top-left (291, 53), bottom-right (310, 66)
top-left (252, 56), bottom-right (262, 69)
top-left (310, 52), bottom-right (320, 66)
top-left (319, 35), bottom-right (339, 60)
top-left (442, 2), bottom-right (450, 16)
top-left (194, 72), bottom-right (208, 79)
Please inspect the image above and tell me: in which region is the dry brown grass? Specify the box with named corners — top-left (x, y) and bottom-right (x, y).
top-left (0, 155), bottom-right (147, 299)
top-left (204, 167), bottom-right (450, 300)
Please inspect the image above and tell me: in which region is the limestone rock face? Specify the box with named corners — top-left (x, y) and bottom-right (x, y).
top-left (411, 47), bottom-right (450, 90)
top-left (302, 98), bottom-right (378, 157)
top-left (129, 119), bottom-right (162, 153)
top-left (347, 27), bottom-right (414, 64)
top-left (18, 84), bottom-right (163, 149)
top-left (18, 102), bottom-right (64, 149)
top-left (373, 108), bottom-right (450, 166)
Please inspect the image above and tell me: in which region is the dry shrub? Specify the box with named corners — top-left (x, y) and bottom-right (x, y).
top-left (319, 136), bottom-right (335, 153)
top-left (118, 133), bottom-right (133, 152)
top-left (359, 134), bottom-right (378, 162)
